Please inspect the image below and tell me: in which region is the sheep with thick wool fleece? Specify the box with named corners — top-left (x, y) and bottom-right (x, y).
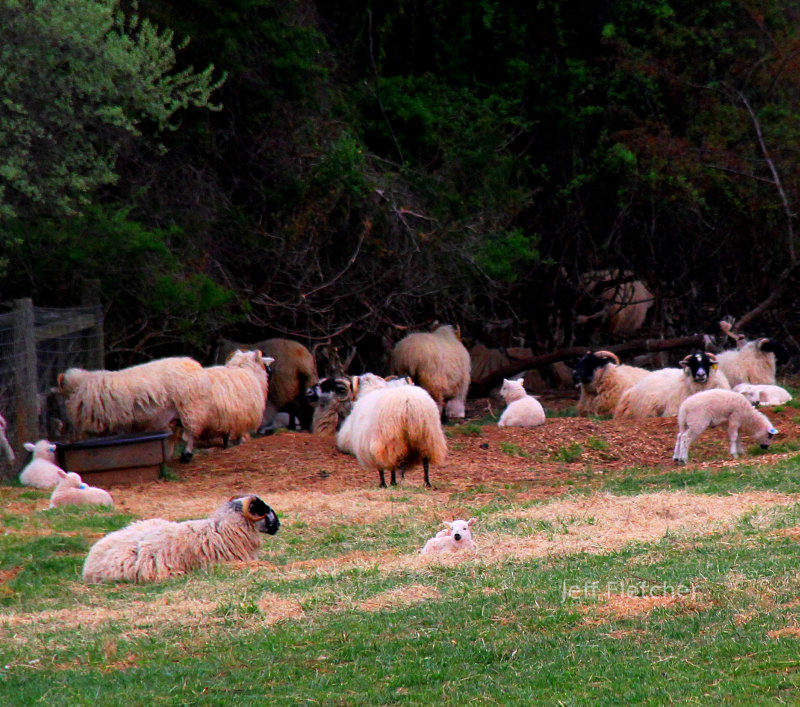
top-left (336, 377), bottom-right (447, 488)
top-left (673, 389), bottom-right (778, 464)
top-left (58, 356), bottom-right (210, 462)
top-left (48, 469), bottom-right (113, 509)
top-left (82, 495), bottom-right (280, 583)
top-left (733, 383), bottom-right (792, 406)
top-left (18, 440), bottom-right (62, 489)
top-left (390, 324), bottom-right (470, 422)
top-left (421, 518), bottom-right (477, 554)
top-left (200, 350), bottom-right (273, 447)
top-left (614, 352), bottom-right (730, 419)
top-left (572, 351), bottom-right (650, 417)
top-left (716, 337), bottom-right (788, 388)
top-left (497, 378), bottom-right (545, 428)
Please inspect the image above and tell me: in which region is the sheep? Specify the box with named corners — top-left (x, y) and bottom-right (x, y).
top-left (336, 377), bottom-right (447, 488)
top-left (733, 383), bottom-right (792, 406)
top-left (18, 440), bottom-right (63, 489)
top-left (58, 356), bottom-right (210, 462)
top-left (614, 352), bottom-right (730, 419)
top-left (576, 270), bottom-right (654, 338)
top-left (217, 338), bottom-right (318, 432)
top-left (48, 469), bottom-right (114, 509)
top-left (421, 518), bottom-right (477, 554)
top-left (0, 412), bottom-right (14, 463)
top-left (390, 324), bottom-right (470, 423)
top-left (82, 495), bottom-right (280, 583)
top-left (201, 350), bottom-right (274, 447)
top-left (673, 389), bottom-right (778, 464)
top-left (572, 350), bottom-right (650, 417)
top-left (715, 323), bottom-right (789, 388)
top-left (306, 376), bottom-right (355, 436)
top-left (497, 378), bottom-right (545, 428)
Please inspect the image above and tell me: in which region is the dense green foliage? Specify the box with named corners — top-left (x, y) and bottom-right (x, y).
top-left (2, 0), bottom-right (799, 365)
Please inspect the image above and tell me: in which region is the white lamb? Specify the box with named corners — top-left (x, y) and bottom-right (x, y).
top-left (733, 383), bottom-right (792, 407)
top-left (421, 518), bottom-right (477, 554)
top-left (673, 389), bottom-right (778, 464)
top-left (18, 440), bottom-right (63, 489)
top-left (497, 378), bottom-right (545, 428)
top-left (48, 470), bottom-right (114, 509)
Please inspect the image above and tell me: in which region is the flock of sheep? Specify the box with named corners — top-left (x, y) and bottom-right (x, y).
top-left (10, 320), bottom-right (793, 584)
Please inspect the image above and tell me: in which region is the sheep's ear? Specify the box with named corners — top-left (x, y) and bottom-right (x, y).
top-left (57, 373), bottom-right (65, 390)
top-left (351, 376), bottom-right (360, 397)
top-left (23, 442), bottom-right (35, 452)
top-left (706, 352), bottom-right (718, 364)
top-left (769, 427), bottom-right (779, 436)
top-left (679, 355), bottom-right (691, 369)
top-left (467, 517), bottom-right (477, 527)
top-left (443, 521), bottom-right (452, 528)
top-left (242, 495), bottom-right (270, 521)
top-left (263, 356), bottom-right (275, 367)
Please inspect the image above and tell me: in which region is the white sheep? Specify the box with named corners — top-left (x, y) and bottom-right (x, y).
top-left (572, 350), bottom-right (650, 417)
top-left (336, 377), bottom-right (447, 488)
top-left (421, 518), bottom-right (477, 554)
top-left (497, 378), bottom-right (545, 428)
top-left (733, 383), bottom-right (792, 407)
top-left (390, 324), bottom-right (470, 422)
top-left (716, 323), bottom-right (789, 387)
top-left (673, 389), bottom-right (778, 464)
top-left (48, 470), bottom-right (114, 509)
top-left (18, 440), bottom-right (63, 489)
top-left (0, 412), bottom-right (14, 463)
top-left (82, 495), bottom-right (280, 583)
top-left (614, 352), bottom-right (730, 419)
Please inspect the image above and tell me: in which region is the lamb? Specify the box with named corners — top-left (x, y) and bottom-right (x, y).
top-left (82, 495), bottom-right (280, 583)
top-left (673, 389), bottom-right (778, 464)
top-left (390, 324), bottom-right (470, 422)
top-left (18, 440), bottom-right (63, 489)
top-left (421, 518), bottom-right (477, 554)
top-left (48, 469), bottom-right (114, 509)
top-left (0, 413), bottom-right (14, 463)
top-left (306, 376), bottom-right (355, 436)
top-left (58, 356), bottom-right (210, 462)
top-left (217, 338), bottom-right (318, 432)
top-left (614, 352), bottom-right (730, 419)
top-left (572, 351), bottom-right (650, 417)
top-left (716, 322), bottom-right (789, 388)
top-left (733, 383), bottom-right (792, 406)
top-left (497, 378), bottom-right (545, 428)
top-left (336, 377), bottom-right (447, 488)
top-left (201, 350), bottom-right (274, 447)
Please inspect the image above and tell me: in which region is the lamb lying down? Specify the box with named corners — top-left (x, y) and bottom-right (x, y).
top-left (49, 470), bottom-right (114, 509)
top-left (421, 518), bottom-right (477, 555)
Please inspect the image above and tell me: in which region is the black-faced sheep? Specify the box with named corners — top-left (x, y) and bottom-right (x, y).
top-left (390, 324), bottom-right (470, 423)
top-left (673, 389), bottom-right (777, 464)
top-left (82, 495), bottom-right (280, 583)
top-left (18, 440), bottom-right (63, 489)
top-left (421, 518), bottom-right (477, 554)
top-left (306, 376), bottom-right (355, 436)
top-left (572, 351), bottom-right (650, 417)
top-left (497, 378), bottom-right (545, 428)
top-left (715, 324), bottom-right (789, 388)
top-left (614, 352), bottom-right (730, 419)
top-left (48, 470), bottom-right (114, 509)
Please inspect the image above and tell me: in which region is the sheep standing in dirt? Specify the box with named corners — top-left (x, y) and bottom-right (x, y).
top-left (421, 518), bottom-right (478, 554)
top-left (201, 350), bottom-right (274, 447)
top-left (82, 495), bottom-right (280, 583)
top-left (337, 377), bottom-right (447, 488)
top-left (572, 351), bottom-right (650, 417)
top-left (497, 378), bottom-right (545, 428)
top-left (18, 440), bottom-right (63, 489)
top-left (733, 383), bottom-right (792, 407)
top-left (673, 389), bottom-right (778, 464)
top-left (716, 324), bottom-right (789, 388)
top-left (48, 470), bottom-right (113, 509)
top-left (390, 324), bottom-right (470, 423)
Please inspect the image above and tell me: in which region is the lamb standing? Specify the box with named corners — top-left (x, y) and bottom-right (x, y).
top-left (49, 470), bottom-right (114, 509)
top-left (497, 378), bottom-right (545, 428)
top-left (18, 440), bottom-right (63, 489)
top-left (421, 518), bottom-right (478, 554)
top-left (673, 389), bottom-right (778, 464)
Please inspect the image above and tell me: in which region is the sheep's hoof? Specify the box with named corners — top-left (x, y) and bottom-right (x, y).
top-left (179, 451), bottom-right (193, 464)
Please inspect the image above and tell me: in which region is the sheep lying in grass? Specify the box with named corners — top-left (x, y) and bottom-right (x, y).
top-left (49, 470), bottom-right (113, 509)
top-left (497, 378), bottom-right (545, 428)
top-left (18, 440), bottom-right (63, 489)
top-left (82, 495), bottom-right (280, 583)
top-left (673, 389), bottom-right (778, 464)
top-left (572, 350), bottom-right (650, 417)
top-left (733, 383), bottom-right (792, 407)
top-left (421, 518), bottom-right (477, 554)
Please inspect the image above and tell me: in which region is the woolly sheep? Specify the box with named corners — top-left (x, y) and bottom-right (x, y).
top-left (217, 338), bottom-right (318, 432)
top-left (307, 376), bottom-right (355, 436)
top-left (48, 469), bottom-right (114, 509)
top-left (497, 378), bottom-right (545, 428)
top-left (733, 383), bottom-right (792, 407)
top-left (576, 270), bottom-right (654, 337)
top-left (421, 518), bottom-right (477, 554)
top-left (0, 413), bottom-right (14, 463)
top-left (390, 324), bottom-right (470, 422)
top-left (715, 328), bottom-right (789, 388)
top-left (673, 389), bottom-right (778, 464)
top-left (336, 377), bottom-right (447, 488)
top-left (82, 495), bottom-right (280, 584)
top-left (572, 351), bottom-right (650, 417)
top-left (201, 350), bottom-right (274, 447)
top-left (614, 352), bottom-right (730, 419)
top-left (58, 356), bottom-right (210, 462)
top-left (18, 440), bottom-right (63, 489)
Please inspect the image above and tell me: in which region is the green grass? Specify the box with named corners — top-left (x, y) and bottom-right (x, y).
top-left (499, 441), bottom-right (531, 458)
top-left (551, 441), bottom-right (584, 463)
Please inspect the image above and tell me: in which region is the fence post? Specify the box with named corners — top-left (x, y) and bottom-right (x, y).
top-left (12, 298), bottom-right (38, 461)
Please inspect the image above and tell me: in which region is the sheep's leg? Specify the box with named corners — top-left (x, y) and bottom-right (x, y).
top-left (222, 433), bottom-right (230, 449)
top-left (378, 469), bottom-right (387, 488)
top-left (676, 428), bottom-right (699, 464)
top-left (422, 457), bottom-right (431, 487)
top-left (728, 422), bottom-right (741, 458)
top-left (672, 431), bottom-right (684, 462)
top-left (390, 469), bottom-right (398, 486)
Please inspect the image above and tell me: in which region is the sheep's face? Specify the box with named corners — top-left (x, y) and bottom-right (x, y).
top-left (758, 426), bottom-right (778, 450)
top-left (306, 377), bottom-right (352, 406)
top-left (572, 352), bottom-right (616, 387)
top-left (445, 518), bottom-right (477, 544)
top-left (759, 338), bottom-right (790, 365)
top-left (680, 352), bottom-right (717, 383)
top-left (499, 378), bottom-right (525, 400)
top-left (233, 495), bottom-right (281, 535)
